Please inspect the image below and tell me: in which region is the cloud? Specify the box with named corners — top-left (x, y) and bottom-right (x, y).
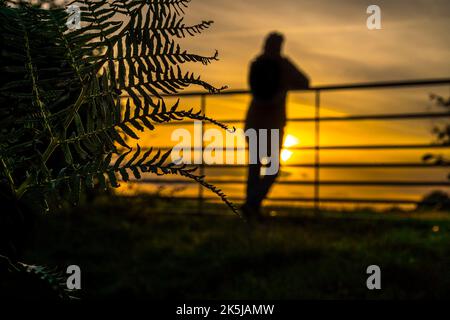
top-left (182, 0), bottom-right (449, 87)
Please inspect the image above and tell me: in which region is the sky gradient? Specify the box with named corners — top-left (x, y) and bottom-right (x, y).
top-left (180, 0), bottom-right (450, 89)
top-left (112, 0), bottom-right (450, 208)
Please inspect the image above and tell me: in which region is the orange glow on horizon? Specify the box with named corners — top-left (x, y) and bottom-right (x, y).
top-left (281, 134), bottom-right (300, 162)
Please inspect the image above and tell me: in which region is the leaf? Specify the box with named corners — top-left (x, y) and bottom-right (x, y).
top-left (107, 171), bottom-right (119, 187)
top-left (3, 0), bottom-right (237, 219)
top-left (126, 145), bottom-right (141, 166)
top-left (119, 167), bottom-right (129, 181)
top-left (118, 123), bottom-right (139, 139)
top-left (114, 150), bottom-right (132, 169)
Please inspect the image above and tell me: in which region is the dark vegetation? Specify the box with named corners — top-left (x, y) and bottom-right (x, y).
top-left (418, 95), bottom-right (450, 211)
top-left (15, 195), bottom-right (450, 299)
top-left (0, 0), bottom-right (235, 298)
top-left (423, 94), bottom-right (450, 176)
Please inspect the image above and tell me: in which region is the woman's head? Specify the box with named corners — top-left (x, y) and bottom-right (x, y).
top-left (264, 32), bottom-right (284, 56)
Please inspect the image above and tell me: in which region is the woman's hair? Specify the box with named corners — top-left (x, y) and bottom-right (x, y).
top-left (264, 32), bottom-right (284, 55)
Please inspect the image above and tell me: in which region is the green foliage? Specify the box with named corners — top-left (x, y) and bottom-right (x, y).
top-left (0, 0), bottom-right (237, 298)
top-left (0, 0), bottom-right (237, 211)
top-left (0, 254), bottom-right (75, 299)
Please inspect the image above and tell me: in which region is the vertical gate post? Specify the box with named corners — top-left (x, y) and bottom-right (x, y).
top-left (314, 90), bottom-right (321, 215)
top-left (198, 94), bottom-right (206, 214)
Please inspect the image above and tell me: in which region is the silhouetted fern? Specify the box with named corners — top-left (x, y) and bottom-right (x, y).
top-left (0, 0), bottom-right (238, 299)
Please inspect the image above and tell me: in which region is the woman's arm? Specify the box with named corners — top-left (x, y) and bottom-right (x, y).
top-left (284, 58), bottom-right (310, 90)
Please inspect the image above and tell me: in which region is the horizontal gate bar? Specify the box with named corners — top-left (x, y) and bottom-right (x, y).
top-left (134, 179), bottom-right (450, 186)
top-left (157, 112), bottom-right (450, 125)
top-left (160, 196), bottom-right (423, 205)
top-left (199, 163), bottom-right (449, 168)
top-left (127, 78), bottom-right (450, 211)
top-left (146, 78), bottom-right (450, 97)
top-left (148, 143), bottom-right (450, 151)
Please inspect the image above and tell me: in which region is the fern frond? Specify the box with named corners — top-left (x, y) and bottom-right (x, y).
top-left (1, 0), bottom-right (237, 301)
top-left (12, 6), bottom-right (54, 137)
top-left (46, 9), bottom-right (85, 83)
top-left (148, 12), bottom-right (213, 38)
top-left (0, 254), bottom-right (77, 300)
top-left (97, 39), bottom-right (219, 79)
top-left (3, 0), bottom-right (234, 211)
top-left (174, 167), bottom-right (239, 215)
top-left (62, 98), bottom-right (235, 153)
top-left (49, 146), bottom-right (239, 215)
top-left (148, 0), bottom-right (191, 16)
top-left (113, 0), bottom-right (191, 17)
top-left (97, 65), bottom-right (227, 100)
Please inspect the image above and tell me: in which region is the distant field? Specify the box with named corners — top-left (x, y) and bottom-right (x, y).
top-left (22, 196), bottom-right (450, 299)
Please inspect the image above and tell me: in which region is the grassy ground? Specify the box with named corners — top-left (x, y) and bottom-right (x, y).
top-left (22, 196), bottom-right (450, 299)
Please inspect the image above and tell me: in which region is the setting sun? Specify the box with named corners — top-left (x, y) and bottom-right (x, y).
top-left (281, 134), bottom-right (299, 162)
top-left (284, 134), bottom-right (299, 148)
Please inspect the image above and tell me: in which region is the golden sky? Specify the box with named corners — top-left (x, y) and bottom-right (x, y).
top-left (174, 0), bottom-right (450, 160)
top-left (111, 0), bottom-right (450, 208)
top-left (180, 0), bottom-right (450, 88)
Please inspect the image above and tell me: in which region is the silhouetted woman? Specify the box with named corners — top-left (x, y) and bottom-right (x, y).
top-left (243, 32), bottom-right (310, 220)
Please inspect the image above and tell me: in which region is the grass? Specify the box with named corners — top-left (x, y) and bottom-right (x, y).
top-left (22, 196), bottom-right (450, 300)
